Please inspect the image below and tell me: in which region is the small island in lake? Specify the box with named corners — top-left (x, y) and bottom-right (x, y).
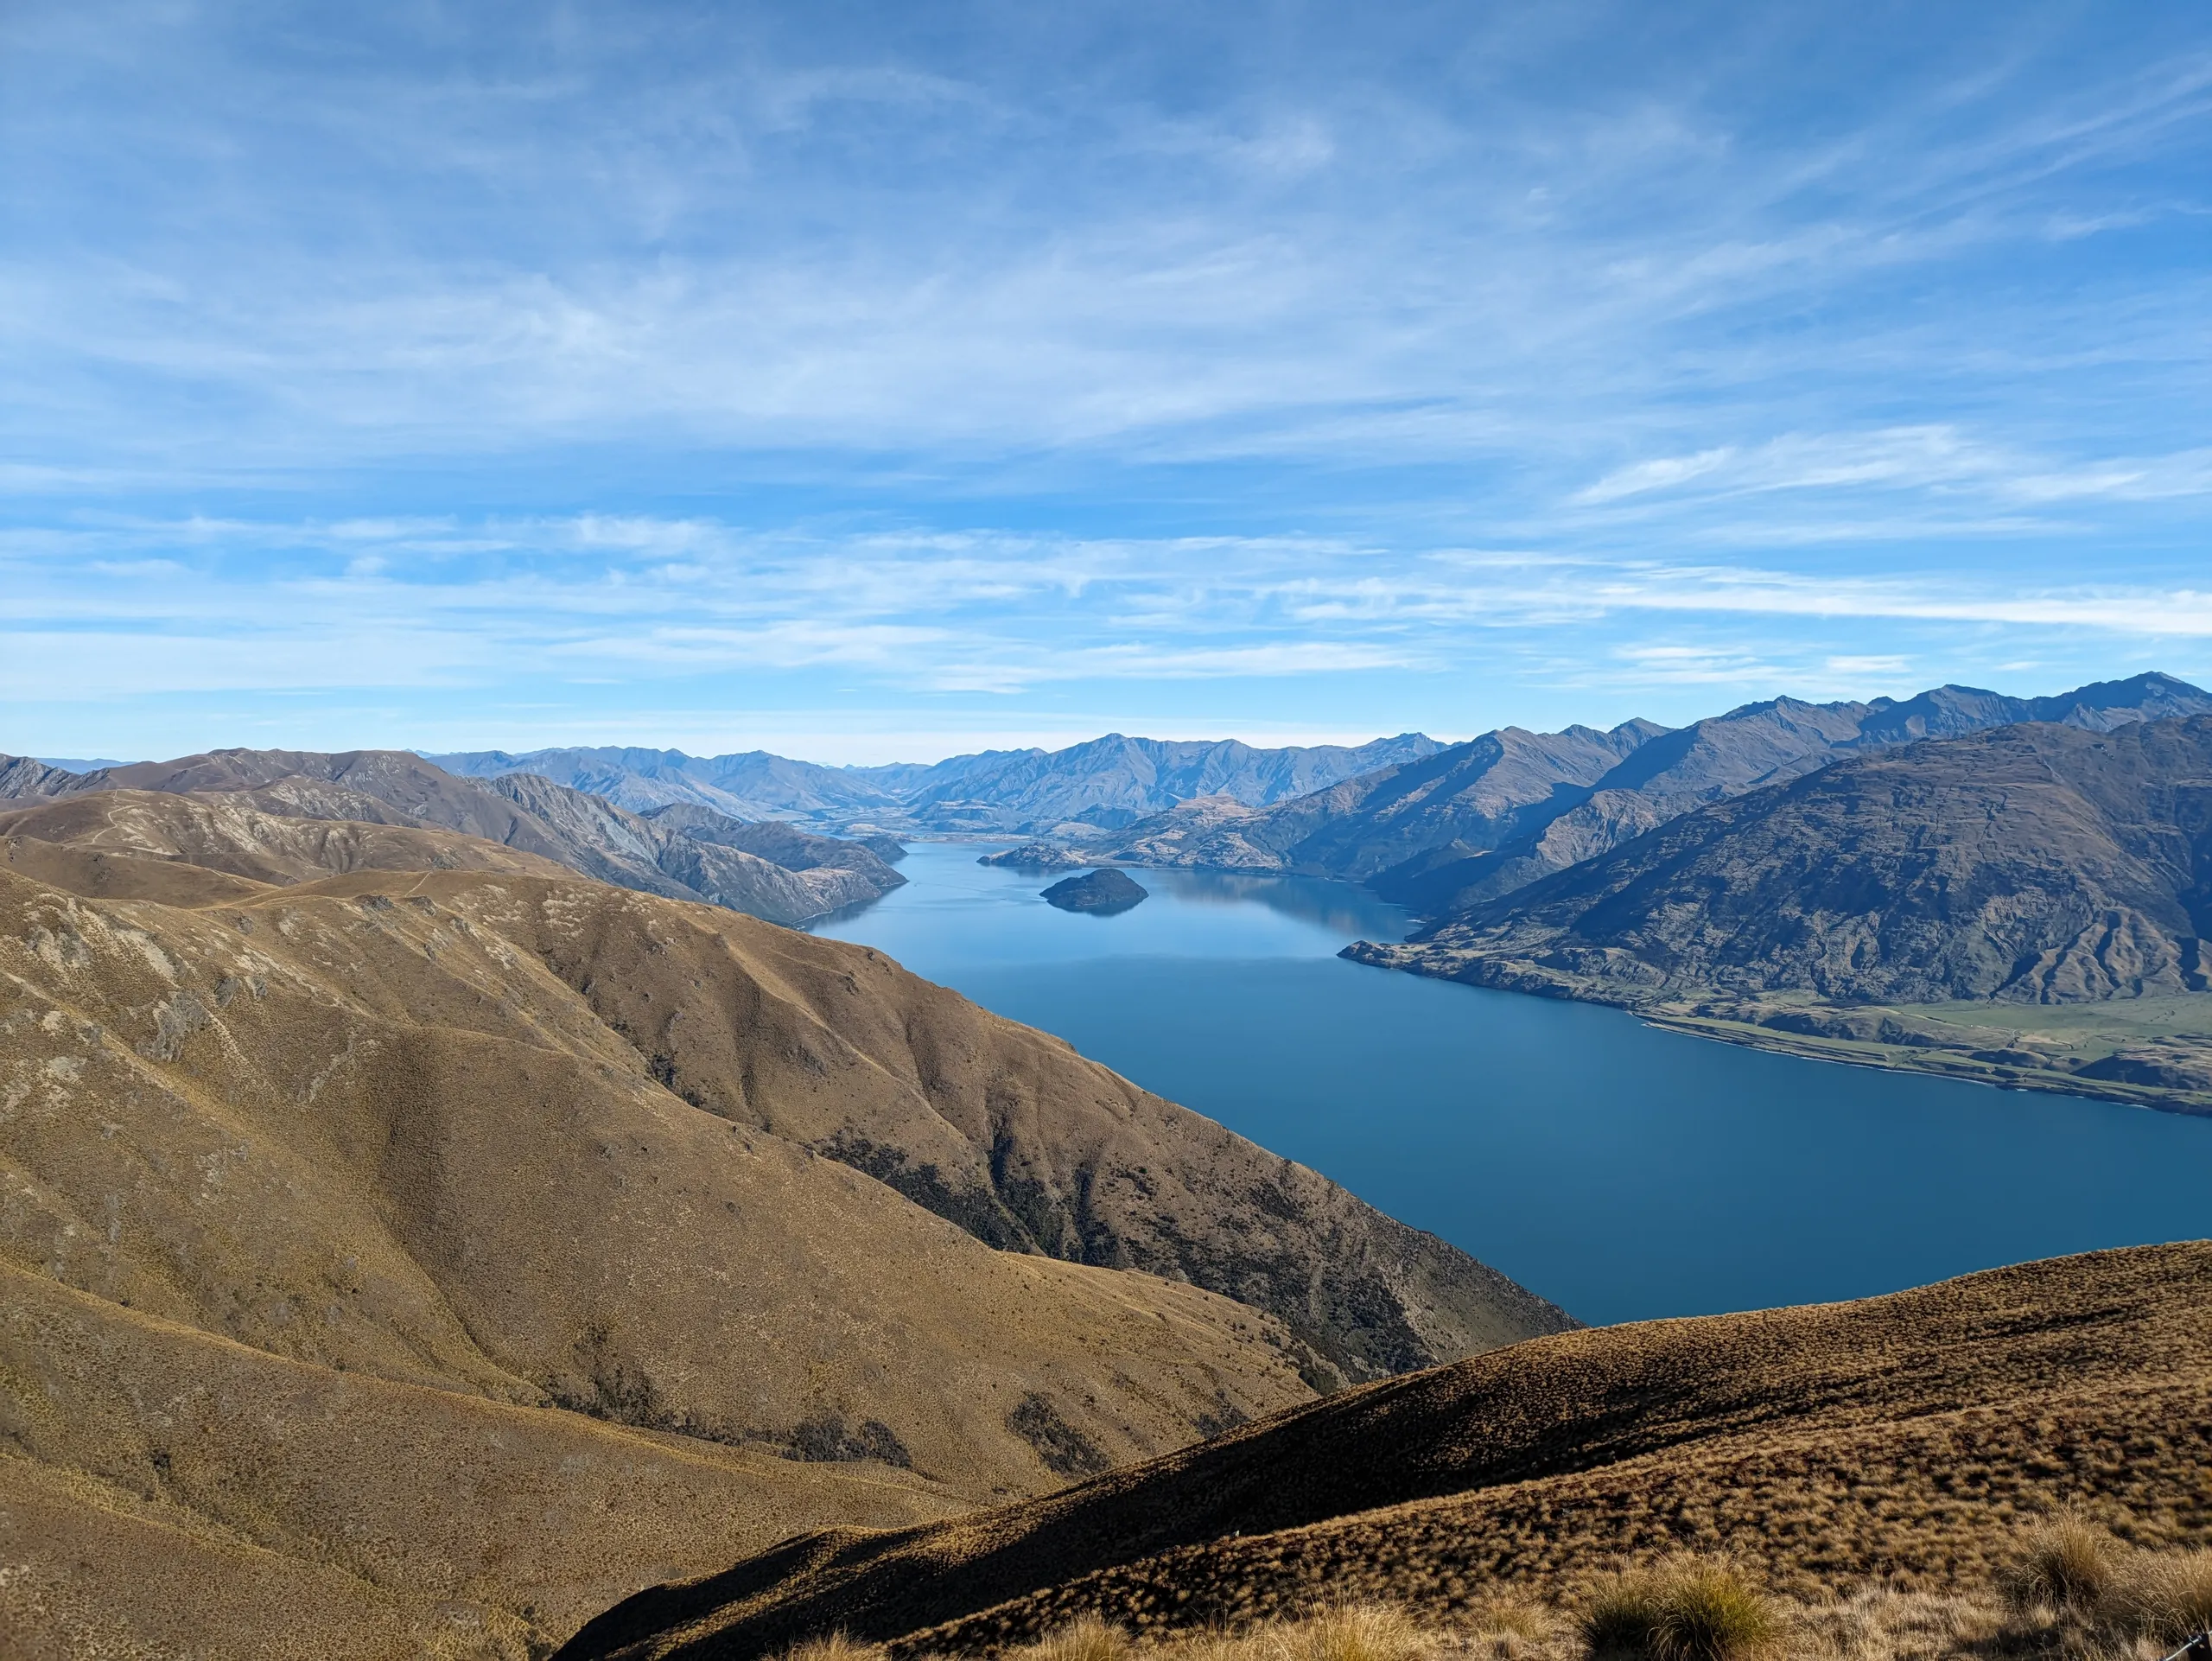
top-left (1040, 867), bottom-right (1148, 914)
top-left (979, 840), bottom-right (1090, 870)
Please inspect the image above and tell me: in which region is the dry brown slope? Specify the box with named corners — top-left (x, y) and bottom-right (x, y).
top-left (0, 862), bottom-right (1313, 1483)
top-left (0, 843), bottom-right (1566, 1397)
top-left (1, 748), bottom-right (906, 926)
top-left (4, 830), bottom-right (275, 906)
top-left (559, 1242), bottom-right (2212, 1659)
top-left (1, 859), bottom-right (1330, 1653)
top-left (0, 1262), bottom-right (964, 1659)
top-left (0, 787), bottom-right (576, 886)
top-left (494, 877), bottom-right (1569, 1385)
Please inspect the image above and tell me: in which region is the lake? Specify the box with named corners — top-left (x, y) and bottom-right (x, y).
top-left (813, 842), bottom-right (2212, 1327)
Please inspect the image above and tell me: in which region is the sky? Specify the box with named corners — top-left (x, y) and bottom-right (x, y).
top-left (3, 1), bottom-right (2210, 765)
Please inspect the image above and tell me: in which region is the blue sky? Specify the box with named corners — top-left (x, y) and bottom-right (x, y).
top-left (3, 2), bottom-right (2209, 763)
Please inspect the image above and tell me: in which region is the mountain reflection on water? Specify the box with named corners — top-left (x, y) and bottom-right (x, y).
top-left (1137, 866), bottom-right (1408, 936)
top-left (813, 841), bottom-right (2212, 1327)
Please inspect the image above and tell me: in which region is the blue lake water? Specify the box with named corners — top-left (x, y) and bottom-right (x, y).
top-left (814, 842), bottom-right (2212, 1327)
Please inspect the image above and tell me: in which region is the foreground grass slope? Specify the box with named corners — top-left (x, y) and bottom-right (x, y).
top-left (560, 1241), bottom-right (2212, 1659)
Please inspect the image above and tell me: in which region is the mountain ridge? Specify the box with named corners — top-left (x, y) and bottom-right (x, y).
top-left (427, 733), bottom-right (1446, 835)
top-left (1090, 675), bottom-right (2212, 907)
top-left (1348, 715), bottom-right (2212, 1111)
top-left (0, 748), bottom-right (906, 926)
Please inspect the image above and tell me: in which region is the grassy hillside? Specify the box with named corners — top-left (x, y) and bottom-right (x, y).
top-left (561, 1242), bottom-right (2212, 1658)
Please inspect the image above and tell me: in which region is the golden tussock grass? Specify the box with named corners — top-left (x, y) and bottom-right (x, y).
top-left (780, 1636), bottom-right (891, 1661)
top-left (1999, 1515), bottom-right (2117, 1615)
top-left (1578, 1558), bottom-right (1778, 1661)
top-left (869, 1523), bottom-right (2212, 1661)
top-left (1023, 1617), bottom-right (1139, 1661)
top-left (2106, 1547), bottom-right (2212, 1646)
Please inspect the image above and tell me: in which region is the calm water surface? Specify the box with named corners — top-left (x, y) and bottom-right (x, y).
top-left (815, 842), bottom-right (2212, 1326)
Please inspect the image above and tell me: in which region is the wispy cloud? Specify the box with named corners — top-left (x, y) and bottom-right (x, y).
top-left (1577, 430), bottom-right (2212, 509)
top-left (3, 3), bottom-right (2209, 754)
top-left (8, 517), bottom-right (2212, 729)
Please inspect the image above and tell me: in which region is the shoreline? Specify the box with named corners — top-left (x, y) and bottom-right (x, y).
top-left (1340, 939), bottom-right (2212, 1119)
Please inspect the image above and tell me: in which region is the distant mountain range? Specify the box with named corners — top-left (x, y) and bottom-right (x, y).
top-left (0, 747), bottom-right (907, 926)
top-left (1090, 673), bottom-right (2212, 906)
top-left (426, 732), bottom-right (1446, 834)
top-left (1347, 710), bottom-right (2212, 1111)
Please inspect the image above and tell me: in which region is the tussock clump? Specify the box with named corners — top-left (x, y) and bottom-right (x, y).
top-left (780, 1635), bottom-right (887, 1661)
top-left (1152, 1632), bottom-right (1261, 1661)
top-left (1266, 1603), bottom-right (1431, 1661)
top-left (1999, 1515), bottom-right (2115, 1614)
top-left (1792, 1586), bottom-right (2004, 1661)
top-left (1464, 1601), bottom-right (1561, 1658)
top-left (1581, 1574), bottom-right (1668, 1661)
top-left (1579, 1560), bottom-right (1777, 1661)
top-left (1020, 1616), bottom-right (1135, 1661)
top-left (2105, 1548), bottom-right (2212, 1645)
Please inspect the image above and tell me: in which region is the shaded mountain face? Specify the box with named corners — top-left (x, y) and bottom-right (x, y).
top-left (557, 1241), bottom-right (2212, 1660)
top-left (1352, 716), bottom-right (2212, 1009)
top-left (1417, 672), bottom-right (2212, 912)
top-left (431, 733), bottom-right (1446, 836)
top-left (1103, 675), bottom-right (2212, 905)
top-left (0, 748), bottom-right (904, 926)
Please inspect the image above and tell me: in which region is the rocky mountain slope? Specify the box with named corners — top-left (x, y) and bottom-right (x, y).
top-left (1099, 675), bottom-right (2212, 907)
top-left (0, 748), bottom-right (904, 926)
top-left (641, 803), bottom-right (906, 875)
top-left (1105, 722), bottom-right (1662, 878)
top-left (558, 1241), bottom-right (2212, 1659)
top-left (0, 834), bottom-right (1565, 1655)
top-left (431, 734), bottom-right (1445, 836)
top-left (1349, 716), bottom-right (2212, 1109)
